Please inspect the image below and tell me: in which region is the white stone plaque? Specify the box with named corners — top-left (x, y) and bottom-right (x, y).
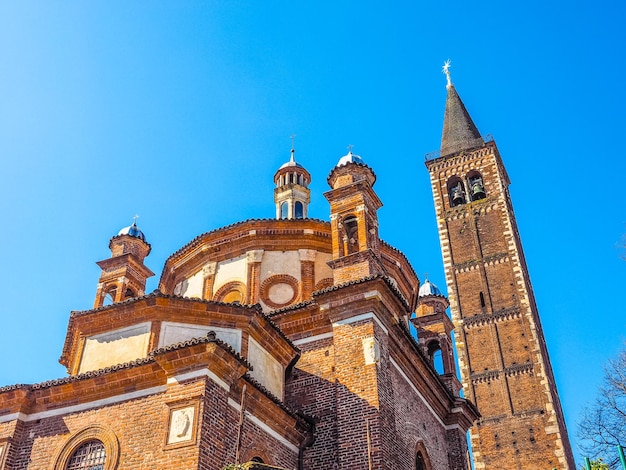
top-left (362, 337), bottom-right (380, 365)
top-left (168, 406), bottom-right (195, 444)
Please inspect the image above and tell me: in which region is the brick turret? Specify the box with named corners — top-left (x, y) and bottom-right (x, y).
top-left (324, 151), bottom-right (385, 285)
top-left (93, 221), bottom-right (154, 308)
top-left (412, 278), bottom-right (461, 395)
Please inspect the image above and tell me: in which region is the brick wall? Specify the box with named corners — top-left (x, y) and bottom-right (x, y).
top-left (426, 142), bottom-right (575, 469)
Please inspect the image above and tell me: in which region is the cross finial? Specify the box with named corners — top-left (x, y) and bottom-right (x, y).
top-left (442, 59), bottom-right (452, 88)
top-left (133, 214), bottom-right (139, 225)
top-left (290, 134), bottom-right (296, 162)
top-left (347, 144), bottom-right (354, 154)
top-left (424, 272), bottom-right (429, 282)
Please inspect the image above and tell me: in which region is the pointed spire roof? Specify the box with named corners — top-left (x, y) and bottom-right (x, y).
top-left (440, 62), bottom-right (484, 157)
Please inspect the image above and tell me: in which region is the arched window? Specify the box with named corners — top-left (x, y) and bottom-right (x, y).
top-left (213, 281), bottom-right (247, 304)
top-left (467, 171), bottom-right (486, 201)
top-left (447, 177), bottom-right (467, 207)
top-left (428, 341), bottom-right (444, 374)
top-left (414, 442), bottom-right (432, 470)
top-left (280, 202), bottom-right (288, 219)
top-left (415, 451), bottom-right (426, 470)
top-left (343, 215), bottom-right (359, 254)
top-left (124, 288), bottom-right (135, 299)
top-left (251, 456), bottom-right (264, 463)
top-left (295, 201), bottom-right (304, 219)
top-left (66, 440), bottom-right (106, 470)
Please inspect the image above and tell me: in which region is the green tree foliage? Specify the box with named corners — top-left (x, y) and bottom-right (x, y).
top-left (582, 458), bottom-right (610, 469)
top-left (578, 346), bottom-right (626, 469)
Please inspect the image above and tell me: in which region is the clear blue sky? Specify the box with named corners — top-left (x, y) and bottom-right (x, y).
top-left (0, 1), bottom-right (624, 466)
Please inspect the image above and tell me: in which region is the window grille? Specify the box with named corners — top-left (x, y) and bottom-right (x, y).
top-left (66, 440), bottom-right (106, 470)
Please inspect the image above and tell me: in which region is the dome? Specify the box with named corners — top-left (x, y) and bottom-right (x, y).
top-left (279, 148), bottom-right (305, 170)
top-left (418, 279), bottom-right (443, 297)
top-left (118, 222), bottom-right (147, 242)
top-left (336, 150), bottom-right (364, 167)
top-left (279, 160), bottom-right (304, 169)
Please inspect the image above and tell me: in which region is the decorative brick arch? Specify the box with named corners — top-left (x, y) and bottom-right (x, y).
top-left (213, 281), bottom-right (247, 304)
top-left (95, 282), bottom-right (120, 308)
top-left (242, 449), bottom-right (271, 466)
top-left (314, 277), bottom-right (333, 292)
top-left (52, 425), bottom-right (120, 470)
top-left (260, 274), bottom-right (300, 309)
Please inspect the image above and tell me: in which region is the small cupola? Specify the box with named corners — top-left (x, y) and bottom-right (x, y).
top-left (418, 278), bottom-right (444, 298)
top-left (273, 143), bottom-right (311, 220)
top-left (416, 277), bottom-right (449, 315)
top-left (93, 218), bottom-right (154, 308)
top-left (117, 221), bottom-right (147, 242)
top-left (336, 149), bottom-right (365, 167)
top-left (327, 149), bottom-right (376, 190)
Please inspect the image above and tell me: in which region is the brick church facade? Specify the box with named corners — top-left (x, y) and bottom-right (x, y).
top-left (0, 75), bottom-right (573, 469)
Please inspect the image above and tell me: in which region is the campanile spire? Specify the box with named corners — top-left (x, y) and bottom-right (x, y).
top-left (440, 61), bottom-right (484, 157)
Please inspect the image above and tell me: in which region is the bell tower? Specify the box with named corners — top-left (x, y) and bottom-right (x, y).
top-left (425, 64), bottom-right (574, 469)
top-left (324, 150), bottom-right (384, 285)
top-left (94, 220), bottom-right (154, 308)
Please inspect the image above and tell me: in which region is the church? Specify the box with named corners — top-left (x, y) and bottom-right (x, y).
top-left (0, 72), bottom-right (574, 469)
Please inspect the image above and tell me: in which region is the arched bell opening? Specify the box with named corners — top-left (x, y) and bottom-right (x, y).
top-left (343, 215), bottom-right (359, 255)
top-left (102, 285), bottom-right (118, 307)
top-left (280, 201), bottom-right (288, 219)
top-left (446, 176), bottom-right (467, 207)
top-left (467, 170), bottom-right (486, 201)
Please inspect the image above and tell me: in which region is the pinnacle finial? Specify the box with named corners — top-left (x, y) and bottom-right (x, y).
top-left (133, 214), bottom-right (139, 226)
top-left (442, 59), bottom-right (452, 88)
top-left (290, 134), bottom-right (296, 162)
top-left (347, 144), bottom-right (354, 154)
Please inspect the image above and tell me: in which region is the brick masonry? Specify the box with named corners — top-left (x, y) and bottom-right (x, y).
top-left (426, 141), bottom-right (575, 469)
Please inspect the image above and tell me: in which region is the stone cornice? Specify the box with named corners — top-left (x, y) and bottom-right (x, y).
top-left (462, 306), bottom-right (521, 329)
top-left (159, 218), bottom-right (332, 288)
top-left (425, 142), bottom-right (496, 171)
top-left (453, 252), bottom-right (509, 274)
top-left (469, 362), bottom-right (534, 384)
